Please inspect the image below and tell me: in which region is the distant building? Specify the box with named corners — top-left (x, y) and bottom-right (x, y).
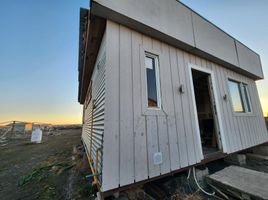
top-left (78, 0), bottom-right (268, 194)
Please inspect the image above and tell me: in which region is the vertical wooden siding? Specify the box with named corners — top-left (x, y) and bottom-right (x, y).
top-left (82, 32), bottom-right (106, 184)
top-left (102, 20), bottom-right (268, 191)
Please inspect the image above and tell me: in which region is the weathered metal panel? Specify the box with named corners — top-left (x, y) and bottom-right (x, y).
top-left (236, 41), bottom-right (264, 79)
top-left (82, 31), bottom-right (106, 184)
top-left (91, 0), bottom-right (263, 80)
top-left (93, 0), bottom-right (195, 47)
top-left (192, 13), bottom-right (239, 67)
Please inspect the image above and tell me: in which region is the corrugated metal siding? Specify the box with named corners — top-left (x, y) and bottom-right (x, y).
top-left (82, 33), bottom-right (106, 184)
top-left (102, 20), bottom-right (268, 192)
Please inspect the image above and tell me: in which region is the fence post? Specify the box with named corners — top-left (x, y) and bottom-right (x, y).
top-left (11, 121), bottom-right (15, 137)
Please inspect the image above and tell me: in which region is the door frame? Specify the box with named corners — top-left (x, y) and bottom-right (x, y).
top-left (188, 63), bottom-right (227, 155)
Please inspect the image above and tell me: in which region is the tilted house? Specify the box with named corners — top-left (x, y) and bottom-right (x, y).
top-left (78, 0), bottom-right (268, 194)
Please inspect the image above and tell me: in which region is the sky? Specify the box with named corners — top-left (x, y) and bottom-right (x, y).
top-left (0, 0), bottom-right (88, 124)
top-left (0, 1), bottom-right (267, 125)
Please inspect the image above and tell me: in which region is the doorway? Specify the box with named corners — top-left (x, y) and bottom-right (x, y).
top-left (191, 68), bottom-right (222, 156)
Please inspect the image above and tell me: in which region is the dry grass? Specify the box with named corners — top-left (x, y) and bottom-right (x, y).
top-left (171, 191), bottom-right (202, 200)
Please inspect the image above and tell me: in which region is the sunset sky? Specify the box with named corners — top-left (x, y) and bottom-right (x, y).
top-left (0, 0), bottom-right (267, 125)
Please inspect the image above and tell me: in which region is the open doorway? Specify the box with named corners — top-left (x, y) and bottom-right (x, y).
top-left (191, 69), bottom-right (222, 156)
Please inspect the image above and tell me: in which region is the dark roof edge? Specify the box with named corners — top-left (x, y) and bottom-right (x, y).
top-left (78, 10), bottom-right (106, 104)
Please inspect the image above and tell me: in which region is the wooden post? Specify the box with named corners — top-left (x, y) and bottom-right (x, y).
top-left (11, 121), bottom-right (15, 137)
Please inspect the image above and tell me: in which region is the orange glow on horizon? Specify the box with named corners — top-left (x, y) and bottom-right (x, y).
top-left (260, 98), bottom-right (268, 117)
top-left (0, 115), bottom-right (82, 125)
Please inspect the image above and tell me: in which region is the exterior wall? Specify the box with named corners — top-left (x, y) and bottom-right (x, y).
top-left (92, 0), bottom-right (264, 79)
top-left (102, 20), bottom-right (268, 192)
top-left (82, 32), bottom-right (106, 184)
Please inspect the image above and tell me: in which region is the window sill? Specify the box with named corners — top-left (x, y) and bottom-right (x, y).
top-left (233, 112), bottom-right (255, 117)
top-left (142, 108), bottom-right (167, 116)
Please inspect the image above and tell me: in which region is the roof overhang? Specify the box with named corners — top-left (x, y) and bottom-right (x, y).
top-left (90, 0), bottom-right (263, 80)
top-left (78, 8), bottom-right (106, 104)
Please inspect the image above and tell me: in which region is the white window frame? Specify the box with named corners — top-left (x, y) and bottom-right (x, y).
top-left (227, 78), bottom-right (252, 114)
top-left (144, 52), bottom-right (162, 110)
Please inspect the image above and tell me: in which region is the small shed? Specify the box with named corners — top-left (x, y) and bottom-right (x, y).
top-left (77, 0), bottom-right (268, 194)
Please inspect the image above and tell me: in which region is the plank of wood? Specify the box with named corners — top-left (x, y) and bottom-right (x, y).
top-left (177, 50), bottom-right (197, 166)
top-left (182, 52), bottom-right (200, 164)
top-left (132, 31), bottom-right (148, 182)
top-left (208, 166), bottom-right (268, 199)
top-left (169, 46), bottom-right (187, 169)
top-left (119, 25), bottom-right (134, 186)
top-left (102, 21), bottom-right (120, 191)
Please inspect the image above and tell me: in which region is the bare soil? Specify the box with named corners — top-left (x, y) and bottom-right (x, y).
top-left (0, 129), bottom-right (94, 200)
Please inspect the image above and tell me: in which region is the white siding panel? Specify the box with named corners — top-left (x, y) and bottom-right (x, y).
top-left (146, 115), bottom-right (161, 178)
top-left (119, 25), bottom-right (134, 186)
top-left (102, 22), bottom-right (120, 191)
top-left (169, 46), bottom-right (187, 169)
top-left (132, 31), bottom-right (148, 182)
top-left (157, 115), bottom-right (170, 174)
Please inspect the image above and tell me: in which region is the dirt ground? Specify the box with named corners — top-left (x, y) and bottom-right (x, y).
top-left (0, 129), bottom-right (94, 200)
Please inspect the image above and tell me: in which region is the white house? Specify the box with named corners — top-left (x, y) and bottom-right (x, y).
top-left (77, 0), bottom-right (268, 194)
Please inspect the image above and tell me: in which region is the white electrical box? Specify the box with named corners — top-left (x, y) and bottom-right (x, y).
top-left (153, 152), bottom-right (163, 165)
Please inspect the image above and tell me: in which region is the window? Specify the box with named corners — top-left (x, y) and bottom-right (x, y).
top-left (228, 79), bottom-right (251, 113)
top-left (145, 53), bottom-right (161, 108)
top-left (241, 83), bottom-right (251, 112)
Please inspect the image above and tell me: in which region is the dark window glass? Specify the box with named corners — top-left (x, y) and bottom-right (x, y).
top-left (145, 55), bottom-right (159, 107)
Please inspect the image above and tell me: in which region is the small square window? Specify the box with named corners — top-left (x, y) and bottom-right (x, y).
top-left (145, 53), bottom-right (161, 108)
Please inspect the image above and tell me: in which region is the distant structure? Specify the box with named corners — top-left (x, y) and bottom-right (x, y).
top-left (78, 0), bottom-right (268, 195)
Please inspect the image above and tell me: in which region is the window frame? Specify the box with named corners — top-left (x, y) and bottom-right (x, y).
top-left (241, 83), bottom-right (252, 113)
top-left (227, 78), bottom-right (252, 114)
top-left (139, 44), bottom-right (166, 116)
top-left (144, 52), bottom-right (162, 110)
